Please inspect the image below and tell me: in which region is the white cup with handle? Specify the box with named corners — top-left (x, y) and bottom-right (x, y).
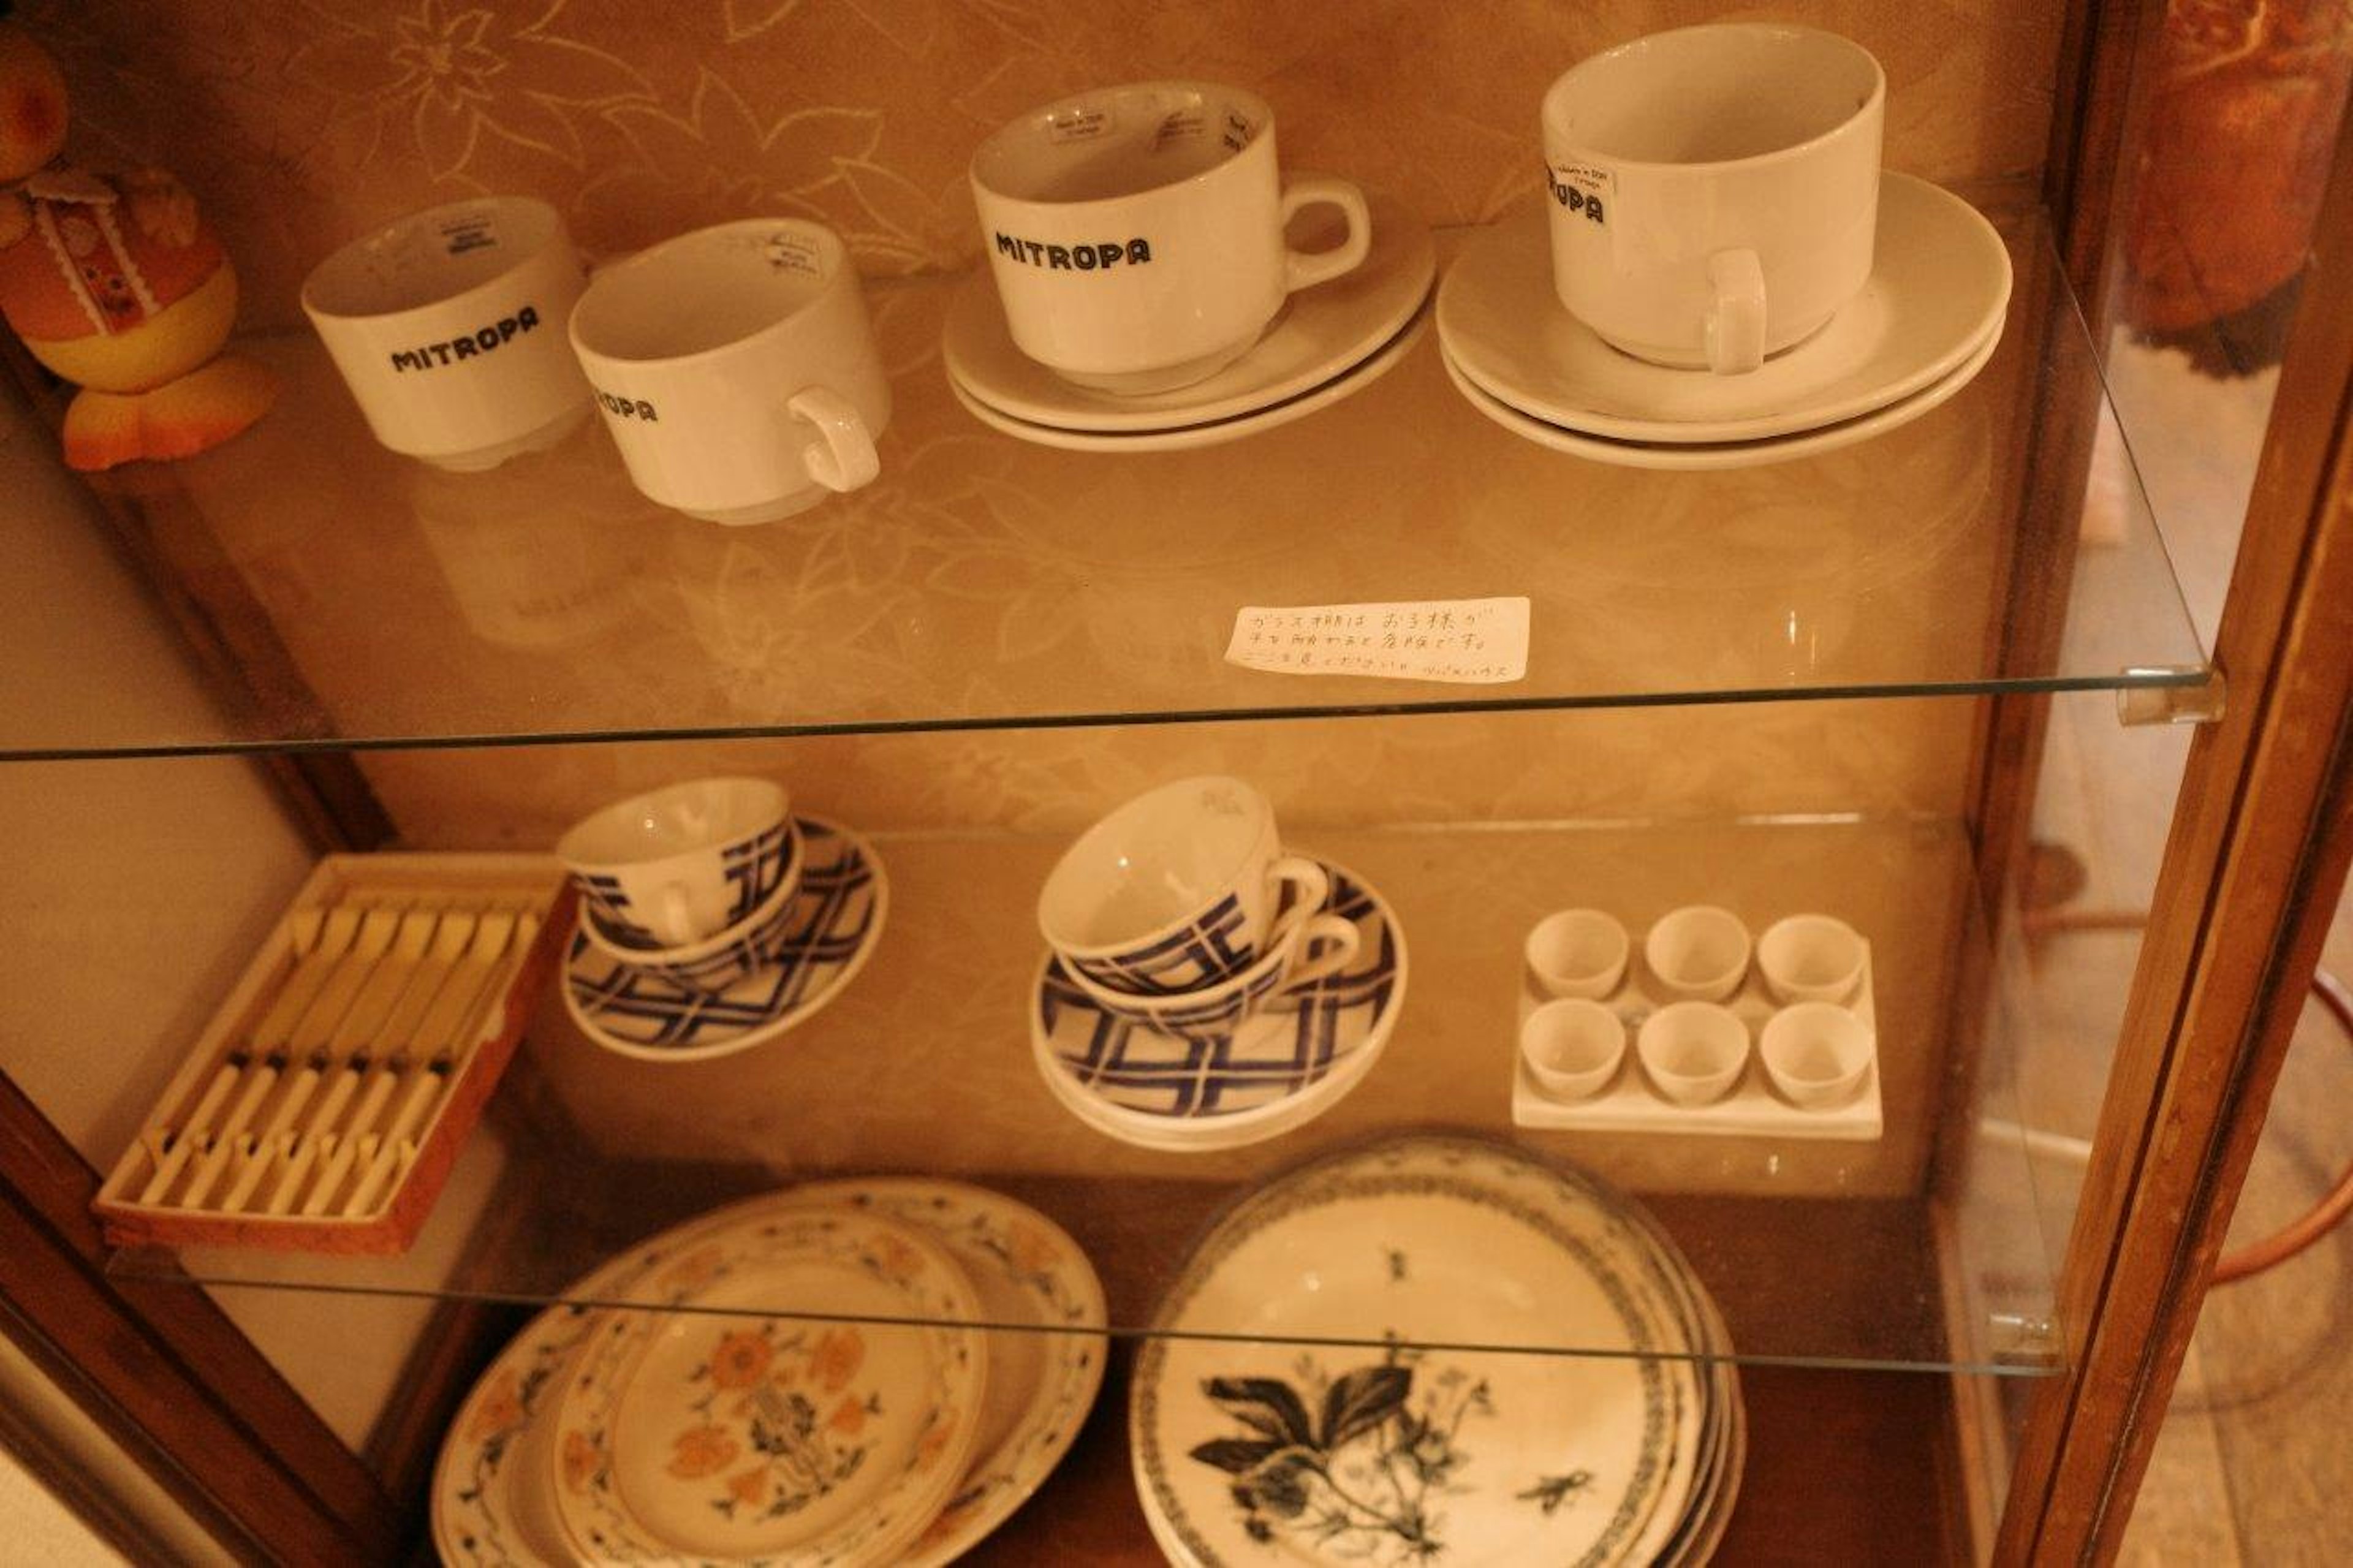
top-left (971, 80), bottom-right (1372, 395)
top-left (301, 195), bottom-right (593, 471)
top-left (1542, 24), bottom-right (1884, 374)
top-left (568, 219), bottom-right (889, 525)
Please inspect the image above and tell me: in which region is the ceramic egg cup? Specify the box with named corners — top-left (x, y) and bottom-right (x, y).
top-left (1509, 917), bottom-right (1884, 1141)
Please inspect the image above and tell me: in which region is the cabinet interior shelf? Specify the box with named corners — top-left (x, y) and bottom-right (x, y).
top-left (112, 816), bottom-right (2066, 1382)
top-left (6, 205), bottom-right (2201, 760)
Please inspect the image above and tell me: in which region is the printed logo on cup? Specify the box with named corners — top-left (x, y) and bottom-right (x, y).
top-left (594, 388), bottom-right (657, 420)
top-left (1545, 165), bottom-right (1609, 225)
top-left (993, 233), bottom-right (1153, 271)
top-left (388, 303), bottom-right (544, 372)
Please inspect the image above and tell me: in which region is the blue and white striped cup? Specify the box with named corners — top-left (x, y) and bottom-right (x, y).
top-left (1039, 775), bottom-right (1326, 996)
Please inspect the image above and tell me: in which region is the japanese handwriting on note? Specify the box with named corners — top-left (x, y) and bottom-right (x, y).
top-left (1224, 597), bottom-right (1530, 684)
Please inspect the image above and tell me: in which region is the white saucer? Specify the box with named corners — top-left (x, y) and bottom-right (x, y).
top-left (1438, 172), bottom-right (2011, 444)
top-left (945, 185), bottom-right (1435, 433)
top-left (1031, 859), bottom-right (1405, 1149)
top-left (950, 309), bottom-right (1428, 453)
top-left (562, 816), bottom-right (887, 1062)
top-left (1444, 319), bottom-right (1999, 471)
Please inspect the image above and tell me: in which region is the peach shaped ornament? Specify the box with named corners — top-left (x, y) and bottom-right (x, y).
top-left (0, 21), bottom-right (272, 471)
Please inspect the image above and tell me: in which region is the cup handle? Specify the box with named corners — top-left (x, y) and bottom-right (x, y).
top-left (1278, 176), bottom-right (1373, 294)
top-left (1262, 856), bottom-right (1332, 952)
top-left (788, 387), bottom-right (880, 494)
top-left (1278, 914), bottom-right (1362, 994)
top-left (1705, 248), bottom-right (1765, 375)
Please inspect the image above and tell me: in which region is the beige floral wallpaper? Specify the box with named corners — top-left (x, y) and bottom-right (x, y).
top-left (25, 0), bottom-right (2063, 327)
top-left (15, 1), bottom-right (2076, 1191)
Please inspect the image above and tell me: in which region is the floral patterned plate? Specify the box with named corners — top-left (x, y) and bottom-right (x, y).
top-left (431, 1213), bottom-right (766, 1564)
top-left (1132, 1134), bottom-right (1706, 1567)
top-left (563, 816), bottom-right (887, 1063)
top-left (548, 1208), bottom-right (989, 1567)
top-left (786, 1179), bottom-right (1108, 1568)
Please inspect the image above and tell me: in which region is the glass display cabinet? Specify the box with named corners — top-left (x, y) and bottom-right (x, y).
top-left (2, 1), bottom-right (2349, 1562)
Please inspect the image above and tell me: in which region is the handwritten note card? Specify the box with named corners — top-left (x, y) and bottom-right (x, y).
top-left (1224, 597), bottom-right (1531, 684)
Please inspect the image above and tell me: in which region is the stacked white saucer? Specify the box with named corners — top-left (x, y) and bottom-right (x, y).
top-left (432, 1179), bottom-right (1108, 1567)
top-left (1437, 173), bottom-right (2012, 471)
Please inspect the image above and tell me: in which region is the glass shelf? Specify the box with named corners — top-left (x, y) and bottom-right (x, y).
top-left (6, 208), bottom-right (2200, 760)
top-left (113, 816), bottom-right (2060, 1377)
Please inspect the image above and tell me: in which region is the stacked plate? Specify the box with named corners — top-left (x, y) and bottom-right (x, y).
top-left (946, 189), bottom-right (1438, 453)
top-left (1132, 1134), bottom-right (1743, 1565)
top-left (1437, 172), bottom-right (2012, 471)
top-left (563, 817), bottom-right (889, 1064)
top-left (1029, 859), bottom-right (1408, 1151)
top-left (432, 1179), bottom-right (1107, 1567)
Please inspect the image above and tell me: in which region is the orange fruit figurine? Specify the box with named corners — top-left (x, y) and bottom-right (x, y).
top-left (0, 20), bottom-right (273, 470)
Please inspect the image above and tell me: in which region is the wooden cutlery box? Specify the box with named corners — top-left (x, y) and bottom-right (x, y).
top-left (93, 853), bottom-right (572, 1256)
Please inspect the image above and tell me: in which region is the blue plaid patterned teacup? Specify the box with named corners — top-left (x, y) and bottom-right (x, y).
top-left (1040, 775), bottom-right (1327, 996)
top-left (558, 777), bottom-right (796, 949)
top-left (576, 867), bottom-right (798, 995)
top-left (1063, 910), bottom-right (1360, 1045)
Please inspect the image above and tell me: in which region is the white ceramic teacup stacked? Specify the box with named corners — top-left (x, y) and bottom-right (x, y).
top-left (1037, 776), bottom-right (1358, 1048)
top-left (970, 81), bottom-right (1373, 395)
top-left (555, 777), bottom-right (800, 995)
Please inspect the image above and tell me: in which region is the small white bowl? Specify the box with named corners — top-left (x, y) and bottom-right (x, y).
top-left (1524, 909), bottom-right (1630, 999)
top-left (1759, 1002), bottom-right (1875, 1108)
top-left (1520, 998), bottom-right (1626, 1100)
top-left (1756, 914), bottom-right (1866, 1004)
top-left (1636, 1001), bottom-right (1749, 1105)
top-left (1643, 905), bottom-right (1752, 1001)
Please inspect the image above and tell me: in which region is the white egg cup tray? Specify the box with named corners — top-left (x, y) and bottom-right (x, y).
top-left (1510, 945), bottom-right (1884, 1141)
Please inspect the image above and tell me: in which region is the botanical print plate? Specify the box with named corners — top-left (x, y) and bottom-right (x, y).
top-left (550, 1209), bottom-right (988, 1567)
top-left (564, 816), bottom-right (887, 1062)
top-left (1133, 1135), bottom-right (1699, 1566)
top-left (1036, 862), bottom-right (1404, 1120)
top-left (784, 1178), bottom-right (1108, 1568)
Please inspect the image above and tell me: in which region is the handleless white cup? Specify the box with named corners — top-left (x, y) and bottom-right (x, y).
top-left (1637, 1001), bottom-right (1750, 1105)
top-left (971, 80), bottom-right (1371, 394)
top-left (1542, 25), bottom-right (1884, 373)
top-left (301, 196), bottom-right (592, 470)
top-left (1760, 1001), bottom-right (1874, 1107)
top-left (1525, 909), bottom-right (1631, 999)
top-left (1521, 998), bottom-right (1627, 1101)
top-left (1643, 905), bottom-right (1753, 1002)
top-left (1757, 913), bottom-right (1867, 1004)
top-left (569, 219), bottom-right (890, 525)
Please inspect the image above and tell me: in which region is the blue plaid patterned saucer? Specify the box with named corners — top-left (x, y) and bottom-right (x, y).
top-left (562, 816), bottom-right (887, 1062)
top-left (1034, 860), bottom-right (1403, 1120)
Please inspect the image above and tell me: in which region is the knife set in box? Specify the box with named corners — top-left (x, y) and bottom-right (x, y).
top-left (94, 854), bottom-right (569, 1254)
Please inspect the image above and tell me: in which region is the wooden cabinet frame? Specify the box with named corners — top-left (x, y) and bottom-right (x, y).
top-left (4, 2), bottom-right (2352, 1560)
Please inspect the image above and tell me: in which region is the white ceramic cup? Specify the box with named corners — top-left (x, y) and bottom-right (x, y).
top-left (301, 196), bottom-right (593, 470)
top-left (569, 219), bottom-right (890, 525)
top-left (1644, 905), bottom-right (1754, 1001)
top-left (1039, 775), bottom-right (1327, 995)
top-left (1521, 998), bottom-right (1627, 1101)
top-left (1757, 913), bottom-right (1868, 1004)
top-left (971, 80), bottom-right (1371, 393)
top-left (1637, 1000), bottom-right (1750, 1105)
top-left (556, 777), bottom-right (795, 949)
top-left (1759, 1001), bottom-right (1875, 1108)
top-left (1542, 24), bottom-right (1885, 373)
top-left (1525, 908), bottom-right (1631, 998)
